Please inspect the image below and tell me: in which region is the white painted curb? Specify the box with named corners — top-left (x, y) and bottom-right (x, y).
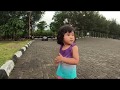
top-left (0, 60), bottom-right (14, 76)
top-left (25, 45), bottom-right (29, 48)
top-left (14, 51), bottom-right (22, 58)
top-left (21, 47), bottom-right (26, 52)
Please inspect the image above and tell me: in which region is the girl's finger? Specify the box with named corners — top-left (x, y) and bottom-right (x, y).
top-left (59, 53), bottom-right (61, 56)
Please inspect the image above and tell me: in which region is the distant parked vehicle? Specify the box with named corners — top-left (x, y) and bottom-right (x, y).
top-left (42, 36), bottom-right (48, 41)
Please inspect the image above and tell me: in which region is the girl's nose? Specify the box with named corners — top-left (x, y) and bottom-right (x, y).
top-left (70, 36), bottom-right (73, 38)
top-left (70, 37), bottom-right (73, 40)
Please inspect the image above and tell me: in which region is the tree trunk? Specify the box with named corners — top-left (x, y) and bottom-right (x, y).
top-left (28, 11), bottom-right (32, 39)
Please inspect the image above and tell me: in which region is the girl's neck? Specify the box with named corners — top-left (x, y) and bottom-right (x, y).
top-left (62, 43), bottom-right (71, 50)
top-left (63, 43), bottom-right (71, 47)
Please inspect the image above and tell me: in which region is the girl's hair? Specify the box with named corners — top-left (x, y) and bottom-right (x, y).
top-left (57, 24), bottom-right (76, 46)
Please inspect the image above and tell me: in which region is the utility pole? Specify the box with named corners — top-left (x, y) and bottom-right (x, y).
top-left (28, 11), bottom-right (32, 39)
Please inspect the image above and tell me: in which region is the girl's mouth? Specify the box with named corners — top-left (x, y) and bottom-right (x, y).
top-left (70, 40), bottom-right (73, 42)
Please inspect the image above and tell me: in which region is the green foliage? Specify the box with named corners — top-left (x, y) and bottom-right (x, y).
top-left (0, 11), bottom-right (45, 40)
top-left (33, 30), bottom-right (54, 37)
top-left (50, 11), bottom-right (120, 38)
top-left (1, 11), bottom-right (120, 40)
top-left (37, 21), bottom-right (47, 31)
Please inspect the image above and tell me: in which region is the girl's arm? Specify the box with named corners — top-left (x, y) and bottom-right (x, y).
top-left (56, 45), bottom-right (79, 65)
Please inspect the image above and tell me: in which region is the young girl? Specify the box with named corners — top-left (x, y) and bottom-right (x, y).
top-left (55, 25), bottom-right (79, 79)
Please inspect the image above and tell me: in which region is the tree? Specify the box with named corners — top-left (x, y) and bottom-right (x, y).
top-left (22, 11), bottom-right (45, 39)
top-left (37, 21), bottom-right (47, 32)
top-left (0, 11), bottom-right (45, 40)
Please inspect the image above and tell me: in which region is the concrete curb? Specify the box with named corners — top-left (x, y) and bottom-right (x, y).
top-left (0, 60), bottom-right (14, 77)
top-left (0, 40), bottom-right (34, 79)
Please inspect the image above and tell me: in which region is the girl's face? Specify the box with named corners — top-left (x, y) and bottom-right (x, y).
top-left (63, 31), bottom-right (75, 45)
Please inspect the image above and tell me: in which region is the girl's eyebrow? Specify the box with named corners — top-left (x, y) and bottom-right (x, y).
top-left (67, 33), bottom-right (70, 34)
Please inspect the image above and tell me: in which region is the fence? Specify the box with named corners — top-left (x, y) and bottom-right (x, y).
top-left (75, 30), bottom-right (120, 39)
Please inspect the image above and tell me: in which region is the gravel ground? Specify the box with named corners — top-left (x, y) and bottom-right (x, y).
top-left (9, 38), bottom-right (120, 79)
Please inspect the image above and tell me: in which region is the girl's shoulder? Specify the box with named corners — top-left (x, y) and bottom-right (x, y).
top-left (71, 43), bottom-right (77, 47)
top-left (71, 43), bottom-right (78, 49)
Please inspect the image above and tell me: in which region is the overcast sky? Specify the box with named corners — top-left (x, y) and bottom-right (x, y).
top-left (40, 11), bottom-right (120, 27)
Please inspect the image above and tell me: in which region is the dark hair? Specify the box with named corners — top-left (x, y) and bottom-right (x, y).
top-left (57, 25), bottom-right (76, 46)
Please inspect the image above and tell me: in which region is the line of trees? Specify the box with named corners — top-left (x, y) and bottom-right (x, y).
top-left (50, 11), bottom-right (120, 39)
top-left (1, 11), bottom-right (120, 41)
top-left (0, 11), bottom-right (45, 41)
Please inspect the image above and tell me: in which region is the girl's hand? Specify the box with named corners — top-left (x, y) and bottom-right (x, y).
top-left (54, 58), bottom-right (59, 64)
top-left (55, 53), bottom-right (64, 63)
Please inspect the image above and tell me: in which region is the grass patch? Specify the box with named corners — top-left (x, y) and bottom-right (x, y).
top-left (0, 40), bottom-right (31, 67)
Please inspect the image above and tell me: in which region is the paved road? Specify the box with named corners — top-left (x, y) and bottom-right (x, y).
top-left (9, 38), bottom-right (120, 79)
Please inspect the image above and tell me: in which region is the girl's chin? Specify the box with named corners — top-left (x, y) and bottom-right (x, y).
top-left (68, 42), bottom-right (74, 45)
top-left (65, 41), bottom-right (74, 45)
